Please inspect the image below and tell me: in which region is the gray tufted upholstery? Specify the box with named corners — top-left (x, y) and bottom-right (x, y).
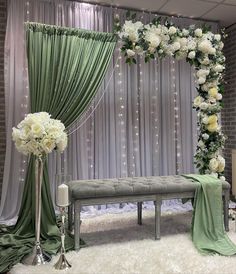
top-left (67, 175), bottom-right (230, 199)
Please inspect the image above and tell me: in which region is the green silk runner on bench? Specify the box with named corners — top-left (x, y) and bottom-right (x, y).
top-left (184, 174), bottom-right (236, 255)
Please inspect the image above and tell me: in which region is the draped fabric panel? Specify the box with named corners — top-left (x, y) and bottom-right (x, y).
top-left (0, 21), bottom-right (116, 273)
top-left (0, 0), bottom-right (218, 221)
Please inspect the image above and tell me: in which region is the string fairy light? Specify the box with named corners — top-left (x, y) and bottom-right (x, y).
top-left (171, 59), bottom-right (181, 174)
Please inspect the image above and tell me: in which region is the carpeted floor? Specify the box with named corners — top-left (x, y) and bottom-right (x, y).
top-left (11, 210), bottom-right (236, 274)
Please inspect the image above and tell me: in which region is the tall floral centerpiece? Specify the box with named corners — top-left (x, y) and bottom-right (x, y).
top-left (12, 112), bottom-right (67, 265)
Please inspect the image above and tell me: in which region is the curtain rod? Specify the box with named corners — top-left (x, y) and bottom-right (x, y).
top-left (66, 0), bottom-right (219, 25)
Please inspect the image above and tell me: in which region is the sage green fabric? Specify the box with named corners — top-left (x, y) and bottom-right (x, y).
top-left (183, 174), bottom-right (236, 255)
top-left (0, 23), bottom-right (117, 273)
top-left (27, 23), bottom-right (117, 126)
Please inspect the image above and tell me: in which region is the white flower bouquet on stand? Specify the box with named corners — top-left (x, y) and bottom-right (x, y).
top-left (12, 112), bottom-right (67, 157)
top-left (12, 112), bottom-right (68, 266)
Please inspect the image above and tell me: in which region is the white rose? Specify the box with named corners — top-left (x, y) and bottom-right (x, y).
top-left (194, 28), bottom-right (202, 37)
top-left (188, 51), bottom-right (196, 59)
top-left (202, 116), bottom-right (209, 124)
top-left (31, 123), bottom-right (45, 138)
top-left (42, 138), bottom-right (55, 154)
top-left (202, 133), bottom-right (209, 140)
top-left (126, 49), bottom-right (135, 57)
top-left (172, 42), bottom-right (181, 51)
top-left (209, 47), bottom-right (216, 55)
top-left (216, 93), bottom-right (222, 100)
top-left (213, 64), bottom-right (224, 72)
top-left (218, 161), bottom-right (225, 172)
top-left (169, 26), bottom-right (177, 35)
top-left (197, 69), bottom-right (210, 77)
top-left (198, 140), bottom-right (205, 148)
top-left (197, 77), bottom-right (206, 84)
top-left (214, 34), bottom-right (221, 41)
top-left (193, 96), bottom-right (203, 107)
top-left (220, 176), bottom-right (226, 181)
top-left (27, 140), bottom-right (40, 155)
top-left (199, 102), bottom-right (209, 110)
top-left (201, 84), bottom-right (209, 92)
top-left (209, 158), bottom-right (219, 172)
top-left (129, 32), bottom-right (139, 42)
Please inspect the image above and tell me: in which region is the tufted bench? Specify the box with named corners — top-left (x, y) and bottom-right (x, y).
top-left (67, 175), bottom-right (230, 250)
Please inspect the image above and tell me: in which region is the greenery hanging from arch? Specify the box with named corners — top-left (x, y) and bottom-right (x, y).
top-left (114, 13), bottom-right (226, 179)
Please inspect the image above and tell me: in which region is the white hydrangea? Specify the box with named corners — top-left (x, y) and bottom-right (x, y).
top-left (168, 26), bottom-right (177, 35)
top-left (12, 112), bottom-right (68, 157)
top-left (194, 28), bottom-right (203, 37)
top-left (145, 32), bottom-right (161, 48)
top-left (188, 51), bottom-right (196, 59)
top-left (198, 39), bottom-right (216, 55)
top-left (122, 20), bottom-right (143, 42)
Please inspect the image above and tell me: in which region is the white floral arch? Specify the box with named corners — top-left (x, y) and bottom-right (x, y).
top-left (114, 14), bottom-right (226, 179)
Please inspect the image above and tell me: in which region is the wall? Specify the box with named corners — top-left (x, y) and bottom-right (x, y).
top-left (0, 0), bottom-right (7, 197)
top-left (222, 24), bottom-right (236, 185)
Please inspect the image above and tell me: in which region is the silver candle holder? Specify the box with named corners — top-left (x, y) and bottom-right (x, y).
top-left (54, 206), bottom-right (72, 270)
top-left (54, 174), bottom-right (72, 270)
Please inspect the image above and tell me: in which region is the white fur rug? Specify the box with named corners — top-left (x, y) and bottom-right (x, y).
top-left (11, 210), bottom-right (236, 274)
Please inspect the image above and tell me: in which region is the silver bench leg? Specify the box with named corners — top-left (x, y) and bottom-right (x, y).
top-left (68, 202), bottom-right (73, 232)
top-left (223, 190), bottom-right (229, 232)
top-left (155, 197), bottom-right (162, 240)
top-left (137, 202), bottom-right (142, 225)
top-left (74, 201), bottom-right (81, 251)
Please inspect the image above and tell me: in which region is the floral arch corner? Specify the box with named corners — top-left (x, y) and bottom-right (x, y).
top-left (114, 14), bottom-right (226, 180)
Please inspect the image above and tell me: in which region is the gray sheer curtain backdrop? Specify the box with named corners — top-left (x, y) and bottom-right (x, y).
top-left (0, 0), bottom-right (218, 221)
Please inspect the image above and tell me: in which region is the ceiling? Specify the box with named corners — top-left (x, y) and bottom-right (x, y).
top-left (82, 0), bottom-right (236, 27)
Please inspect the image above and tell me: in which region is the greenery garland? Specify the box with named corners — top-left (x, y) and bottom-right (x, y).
top-left (114, 13), bottom-right (227, 180)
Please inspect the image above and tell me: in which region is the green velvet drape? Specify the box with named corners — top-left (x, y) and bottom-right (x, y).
top-left (0, 22), bottom-right (117, 273)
